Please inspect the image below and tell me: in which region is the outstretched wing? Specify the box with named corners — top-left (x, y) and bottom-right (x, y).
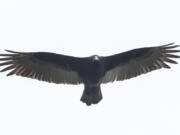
top-left (102, 43), bottom-right (180, 83)
top-left (0, 50), bottom-right (85, 84)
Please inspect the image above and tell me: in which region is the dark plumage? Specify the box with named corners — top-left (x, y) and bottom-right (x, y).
top-left (0, 43), bottom-right (180, 106)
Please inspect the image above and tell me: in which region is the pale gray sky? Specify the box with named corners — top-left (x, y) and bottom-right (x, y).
top-left (0, 0), bottom-right (180, 135)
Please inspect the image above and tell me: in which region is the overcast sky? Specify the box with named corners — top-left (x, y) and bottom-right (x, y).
top-left (0, 0), bottom-right (180, 135)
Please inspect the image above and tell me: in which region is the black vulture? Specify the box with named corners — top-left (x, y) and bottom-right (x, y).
top-left (0, 43), bottom-right (179, 106)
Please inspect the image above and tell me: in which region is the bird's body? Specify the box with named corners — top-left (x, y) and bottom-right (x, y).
top-left (79, 55), bottom-right (105, 105)
top-left (0, 43), bottom-right (179, 106)
top-left (80, 55), bottom-right (105, 84)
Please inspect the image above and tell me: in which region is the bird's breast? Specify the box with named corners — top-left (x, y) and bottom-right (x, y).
top-left (80, 61), bottom-right (105, 85)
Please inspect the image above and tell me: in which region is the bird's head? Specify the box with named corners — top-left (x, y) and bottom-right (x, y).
top-left (91, 55), bottom-right (101, 65)
top-left (92, 55), bottom-right (100, 61)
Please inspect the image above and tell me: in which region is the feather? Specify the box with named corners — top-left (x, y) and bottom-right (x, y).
top-left (0, 58), bottom-right (13, 61)
top-left (164, 58), bottom-right (177, 64)
top-left (161, 42), bottom-right (174, 47)
top-left (0, 61), bottom-right (13, 66)
top-left (164, 50), bottom-right (180, 53)
top-left (164, 54), bottom-right (180, 58)
top-left (0, 65), bottom-right (15, 72)
top-left (162, 63), bottom-right (171, 68)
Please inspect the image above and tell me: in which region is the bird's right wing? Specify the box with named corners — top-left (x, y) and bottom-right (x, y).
top-left (102, 43), bottom-right (180, 83)
top-left (0, 50), bottom-right (87, 84)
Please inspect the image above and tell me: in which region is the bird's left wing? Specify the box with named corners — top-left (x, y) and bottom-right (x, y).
top-left (102, 43), bottom-right (180, 83)
top-left (0, 50), bottom-right (86, 84)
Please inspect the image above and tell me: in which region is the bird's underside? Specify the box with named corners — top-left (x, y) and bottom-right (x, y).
top-left (0, 43), bottom-right (180, 106)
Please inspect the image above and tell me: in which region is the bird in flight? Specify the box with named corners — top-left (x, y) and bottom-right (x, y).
top-left (0, 43), bottom-right (179, 106)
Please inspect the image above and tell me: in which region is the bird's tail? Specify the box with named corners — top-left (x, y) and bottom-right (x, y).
top-left (80, 85), bottom-right (102, 106)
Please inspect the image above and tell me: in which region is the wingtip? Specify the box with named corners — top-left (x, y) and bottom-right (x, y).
top-left (5, 50), bottom-right (26, 54)
top-left (166, 42), bottom-right (175, 45)
top-left (5, 50), bottom-right (19, 53)
top-left (161, 42), bottom-right (175, 47)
